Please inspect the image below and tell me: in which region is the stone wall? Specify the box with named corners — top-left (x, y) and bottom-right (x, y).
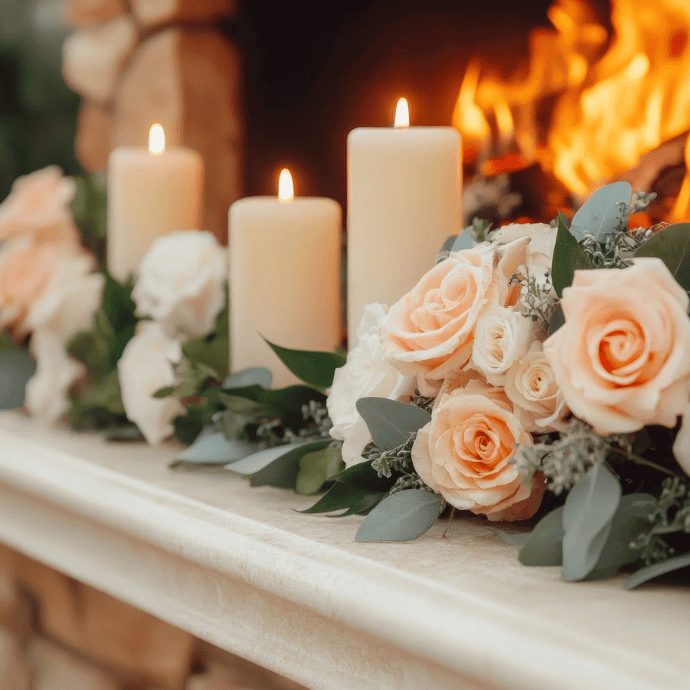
top-left (0, 543), bottom-right (306, 690)
top-left (62, 0), bottom-right (244, 244)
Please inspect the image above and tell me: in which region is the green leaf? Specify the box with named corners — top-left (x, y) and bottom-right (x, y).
top-left (101, 271), bottom-right (137, 333)
top-left (0, 346), bottom-right (36, 410)
top-left (223, 367), bottom-right (273, 390)
top-left (356, 490), bottom-right (442, 542)
top-left (263, 338), bottom-right (346, 390)
top-left (570, 181), bottom-right (631, 241)
top-left (633, 223), bottom-right (690, 292)
top-left (153, 385), bottom-right (177, 399)
top-left (548, 304), bottom-right (565, 336)
top-left (295, 446), bottom-right (344, 495)
top-left (103, 425), bottom-right (144, 442)
top-left (182, 332), bottom-right (229, 383)
top-left (356, 397), bottom-right (431, 451)
top-left (75, 369), bottom-right (125, 415)
top-left (227, 439), bottom-right (331, 489)
top-left (519, 507), bottom-right (564, 566)
top-left (450, 229), bottom-right (473, 252)
top-left (329, 459), bottom-right (396, 492)
top-left (561, 464), bottom-right (621, 581)
top-left (625, 551), bottom-right (690, 590)
top-left (440, 235), bottom-right (458, 253)
top-left (496, 530), bottom-right (531, 547)
top-left (551, 211), bottom-right (595, 298)
top-left (171, 431), bottom-right (258, 468)
top-left (299, 480), bottom-right (385, 515)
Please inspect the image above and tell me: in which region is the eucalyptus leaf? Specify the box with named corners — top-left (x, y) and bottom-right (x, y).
top-left (570, 181), bottom-right (631, 242)
top-left (561, 464), bottom-right (621, 581)
top-left (356, 490), bottom-right (442, 542)
top-left (519, 506), bottom-right (564, 566)
top-left (625, 551), bottom-right (690, 590)
top-left (551, 211), bottom-right (594, 298)
top-left (263, 337), bottom-right (346, 390)
top-left (548, 304), bottom-right (565, 336)
top-left (496, 530), bottom-right (532, 547)
top-left (0, 346), bottom-right (36, 410)
top-left (356, 397), bottom-right (431, 451)
top-left (633, 223), bottom-right (690, 292)
top-left (222, 367), bottom-right (273, 390)
top-left (440, 235), bottom-right (458, 253)
top-left (295, 446), bottom-right (344, 495)
top-left (451, 229), bottom-right (473, 252)
top-left (227, 439), bottom-right (331, 489)
top-left (299, 480), bottom-right (385, 515)
top-left (171, 431), bottom-right (257, 467)
top-left (329, 458), bottom-right (396, 492)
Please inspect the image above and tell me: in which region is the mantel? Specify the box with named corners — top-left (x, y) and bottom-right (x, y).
top-left (0, 411), bottom-right (688, 690)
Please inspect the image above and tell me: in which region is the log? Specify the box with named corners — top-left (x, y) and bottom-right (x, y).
top-left (75, 101), bottom-right (113, 173)
top-left (62, 16), bottom-right (137, 103)
top-left (131, 0), bottom-right (237, 30)
top-left (64, 0), bottom-right (126, 27)
top-left (113, 28), bottom-right (244, 244)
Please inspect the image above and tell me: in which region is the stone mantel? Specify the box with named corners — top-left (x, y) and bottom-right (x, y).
top-left (0, 412), bottom-right (688, 690)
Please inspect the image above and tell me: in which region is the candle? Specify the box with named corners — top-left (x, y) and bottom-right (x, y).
top-left (107, 124), bottom-right (203, 280)
top-left (229, 169), bottom-right (341, 387)
top-left (347, 98), bottom-right (462, 341)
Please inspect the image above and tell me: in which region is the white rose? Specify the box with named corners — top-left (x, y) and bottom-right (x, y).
top-left (132, 230), bottom-right (226, 338)
top-left (118, 322), bottom-right (185, 445)
top-left (25, 329), bottom-right (85, 423)
top-left (492, 222), bottom-right (557, 283)
top-left (25, 253), bottom-right (103, 343)
top-left (504, 341), bottom-right (568, 432)
top-left (328, 303), bottom-right (415, 467)
top-left (469, 303), bottom-right (534, 385)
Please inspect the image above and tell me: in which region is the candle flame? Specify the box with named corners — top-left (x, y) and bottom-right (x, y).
top-left (394, 98), bottom-right (410, 128)
top-left (148, 124), bottom-right (165, 155)
top-left (278, 168), bottom-right (294, 202)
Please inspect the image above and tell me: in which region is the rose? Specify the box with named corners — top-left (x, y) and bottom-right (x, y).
top-left (132, 230), bottom-right (227, 338)
top-left (25, 329), bottom-right (85, 423)
top-left (491, 222), bottom-right (557, 284)
top-left (543, 258), bottom-right (690, 435)
top-left (118, 322), bottom-right (185, 445)
top-left (24, 254), bottom-right (103, 343)
top-left (383, 238), bottom-right (529, 395)
top-left (328, 303), bottom-right (415, 467)
top-left (469, 303), bottom-right (534, 385)
top-left (412, 379), bottom-right (545, 521)
top-left (0, 166), bottom-right (80, 248)
top-left (504, 341), bottom-right (568, 433)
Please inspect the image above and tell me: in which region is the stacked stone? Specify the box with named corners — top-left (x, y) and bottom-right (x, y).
top-left (62, 0), bottom-right (244, 244)
top-left (0, 543), bottom-right (305, 690)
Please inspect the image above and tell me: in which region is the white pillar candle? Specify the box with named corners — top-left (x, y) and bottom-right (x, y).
top-left (107, 124), bottom-right (203, 280)
top-left (347, 98), bottom-right (462, 341)
top-left (229, 169), bottom-right (341, 388)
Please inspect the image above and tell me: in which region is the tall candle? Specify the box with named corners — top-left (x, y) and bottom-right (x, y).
top-left (347, 98), bottom-right (462, 341)
top-left (107, 124), bottom-right (203, 280)
top-left (229, 169), bottom-right (341, 388)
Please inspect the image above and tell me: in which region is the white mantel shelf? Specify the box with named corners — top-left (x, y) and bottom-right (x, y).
top-left (1, 412), bottom-right (689, 690)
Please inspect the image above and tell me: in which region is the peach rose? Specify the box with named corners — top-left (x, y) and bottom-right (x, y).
top-left (383, 238), bottom-right (529, 395)
top-left (543, 258), bottom-right (690, 435)
top-left (412, 380), bottom-right (544, 521)
top-left (0, 166), bottom-right (80, 247)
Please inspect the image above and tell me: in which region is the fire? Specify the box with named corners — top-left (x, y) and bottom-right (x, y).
top-left (454, 0), bottom-right (690, 198)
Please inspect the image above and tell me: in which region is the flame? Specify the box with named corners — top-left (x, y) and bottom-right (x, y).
top-left (453, 0), bottom-right (690, 200)
top-left (394, 98), bottom-right (410, 128)
top-left (148, 124), bottom-right (165, 155)
top-left (278, 168), bottom-right (294, 202)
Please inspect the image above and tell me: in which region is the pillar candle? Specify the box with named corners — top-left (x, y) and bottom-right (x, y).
top-left (107, 124), bottom-right (203, 280)
top-left (347, 98), bottom-right (462, 341)
top-left (229, 170), bottom-right (341, 388)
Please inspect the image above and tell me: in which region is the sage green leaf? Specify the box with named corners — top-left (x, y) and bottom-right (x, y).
top-left (584, 493), bottom-right (655, 580)
top-left (440, 235), bottom-right (458, 253)
top-left (519, 506), bottom-right (564, 566)
top-left (356, 490), bottom-right (442, 542)
top-left (355, 397), bottom-right (431, 451)
top-left (0, 346), bottom-right (36, 410)
top-left (153, 385), bottom-right (177, 399)
top-left (295, 446), bottom-right (344, 495)
top-left (451, 229), bottom-right (473, 252)
top-left (633, 223), bottom-right (690, 291)
top-left (496, 530), bottom-right (531, 547)
top-left (548, 304), bottom-right (565, 336)
top-left (570, 181), bottom-right (631, 241)
top-left (551, 211), bottom-right (595, 298)
top-left (171, 431), bottom-right (258, 467)
top-left (299, 480), bottom-right (385, 515)
top-left (222, 367), bottom-right (273, 390)
top-left (625, 551), bottom-right (690, 590)
top-left (561, 464), bottom-right (621, 581)
top-left (329, 459), bottom-right (396, 492)
top-left (263, 337), bottom-right (346, 390)
top-left (227, 439), bottom-right (331, 489)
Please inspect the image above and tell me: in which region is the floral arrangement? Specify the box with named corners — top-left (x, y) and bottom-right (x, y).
top-left (5, 166), bottom-right (690, 591)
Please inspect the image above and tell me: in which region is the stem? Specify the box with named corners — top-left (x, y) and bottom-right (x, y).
top-left (609, 448), bottom-right (677, 477)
